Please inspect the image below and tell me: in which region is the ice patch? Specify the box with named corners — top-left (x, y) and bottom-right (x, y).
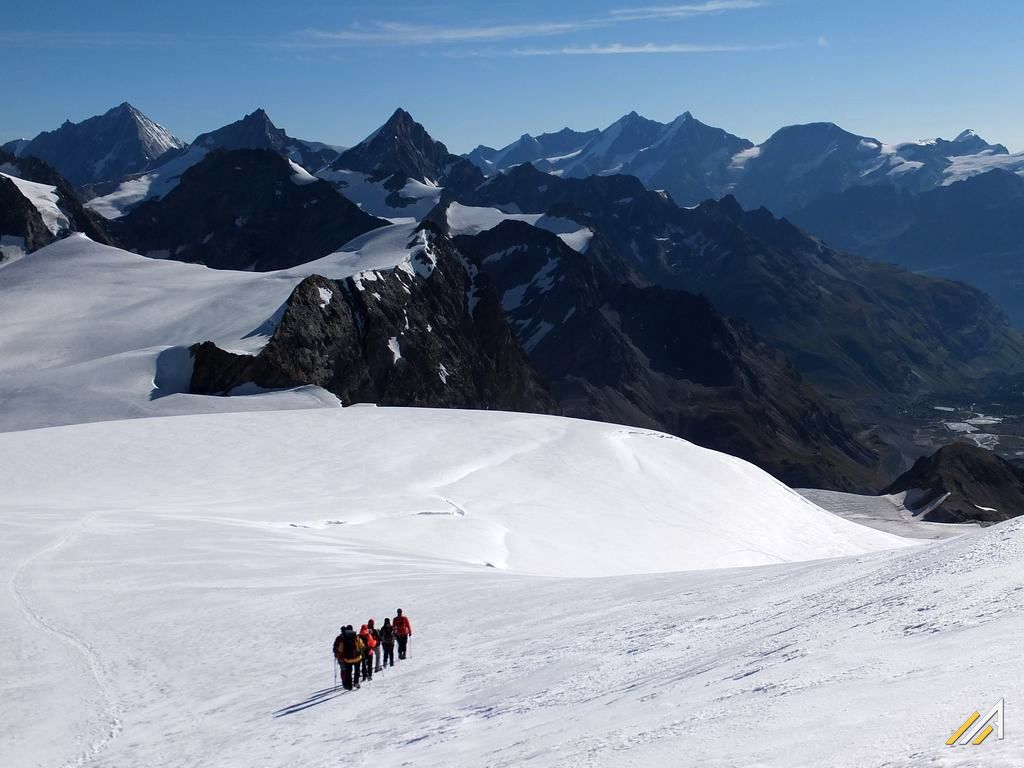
top-left (288, 160), bottom-right (318, 186)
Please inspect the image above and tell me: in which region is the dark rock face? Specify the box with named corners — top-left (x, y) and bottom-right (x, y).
top-left (791, 170), bottom-right (1024, 329)
top-left (114, 149), bottom-right (385, 271)
top-left (190, 224), bottom-right (554, 413)
top-left (6, 102), bottom-right (185, 187)
top-left (883, 442), bottom-right (1024, 523)
top-left (0, 150), bottom-right (112, 256)
top-left (455, 218), bottom-right (880, 491)
top-left (331, 108), bottom-right (483, 195)
top-left (467, 164), bottom-right (1024, 402)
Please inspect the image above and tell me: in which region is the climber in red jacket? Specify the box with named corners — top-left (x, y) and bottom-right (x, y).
top-left (393, 608), bottom-right (412, 659)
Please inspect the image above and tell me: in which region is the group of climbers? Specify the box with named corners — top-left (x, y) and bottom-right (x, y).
top-left (332, 608), bottom-right (413, 691)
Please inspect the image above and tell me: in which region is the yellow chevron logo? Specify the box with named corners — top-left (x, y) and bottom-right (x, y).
top-left (947, 699), bottom-right (1004, 746)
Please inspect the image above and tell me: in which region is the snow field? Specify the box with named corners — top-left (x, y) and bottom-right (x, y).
top-left (0, 408), bottom-right (1019, 767)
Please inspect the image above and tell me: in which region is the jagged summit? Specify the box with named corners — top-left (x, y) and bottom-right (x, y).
top-left (330, 108), bottom-right (483, 195)
top-left (192, 108), bottom-right (287, 151)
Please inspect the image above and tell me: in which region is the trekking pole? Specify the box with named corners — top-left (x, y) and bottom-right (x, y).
top-left (334, 658), bottom-right (338, 689)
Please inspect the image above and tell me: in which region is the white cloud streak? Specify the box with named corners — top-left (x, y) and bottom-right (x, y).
top-left (291, 1), bottom-right (769, 47)
top-left (292, 20), bottom-right (603, 47)
top-left (510, 41), bottom-right (787, 56)
top-left (609, 1), bottom-right (769, 21)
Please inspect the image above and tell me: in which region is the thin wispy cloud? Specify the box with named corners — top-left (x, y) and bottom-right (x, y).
top-left (290, 1), bottom-right (768, 48)
top-left (293, 20), bottom-right (600, 46)
top-left (609, 1), bottom-right (769, 21)
top-left (511, 41), bottom-right (787, 56)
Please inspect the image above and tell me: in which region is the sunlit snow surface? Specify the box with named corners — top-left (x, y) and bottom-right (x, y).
top-left (1, 407), bottom-right (1021, 767)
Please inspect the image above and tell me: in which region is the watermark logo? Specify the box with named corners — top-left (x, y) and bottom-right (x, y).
top-left (947, 698), bottom-right (1004, 746)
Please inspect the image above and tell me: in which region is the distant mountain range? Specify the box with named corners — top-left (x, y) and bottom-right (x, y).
top-left (6, 102), bottom-right (1024, 492)
top-left (465, 110), bottom-right (1021, 213)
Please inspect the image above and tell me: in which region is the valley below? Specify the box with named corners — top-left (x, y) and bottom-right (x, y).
top-left (861, 395), bottom-right (1024, 472)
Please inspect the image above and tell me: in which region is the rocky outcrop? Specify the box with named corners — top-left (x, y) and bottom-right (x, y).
top-left (883, 442), bottom-right (1024, 523)
top-left (190, 224), bottom-right (554, 413)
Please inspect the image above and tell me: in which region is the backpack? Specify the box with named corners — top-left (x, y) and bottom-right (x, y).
top-left (332, 634), bottom-right (345, 659)
top-left (341, 630), bottom-right (358, 660)
top-left (380, 624), bottom-right (395, 644)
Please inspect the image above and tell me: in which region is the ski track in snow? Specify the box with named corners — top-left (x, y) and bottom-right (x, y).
top-left (7, 512), bottom-right (124, 768)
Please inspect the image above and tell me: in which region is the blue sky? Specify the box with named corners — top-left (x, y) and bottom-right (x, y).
top-left (3, 0), bottom-right (1022, 152)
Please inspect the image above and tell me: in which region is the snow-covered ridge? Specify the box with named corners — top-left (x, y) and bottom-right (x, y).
top-left (0, 223), bottom-right (427, 433)
top-left (943, 149), bottom-right (1024, 185)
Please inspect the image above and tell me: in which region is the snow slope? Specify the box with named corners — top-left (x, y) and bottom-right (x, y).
top-left (85, 146), bottom-right (208, 219)
top-left (314, 168), bottom-right (443, 222)
top-left (0, 224), bottom-right (424, 433)
top-left (943, 149), bottom-right (1024, 185)
top-left (4, 407), bottom-right (1021, 768)
top-left (0, 171), bottom-right (71, 235)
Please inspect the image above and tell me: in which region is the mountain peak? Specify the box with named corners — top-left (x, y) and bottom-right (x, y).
top-left (242, 108), bottom-right (274, 126)
top-left (945, 128), bottom-right (1008, 156)
top-left (332, 108), bottom-right (482, 190)
top-left (192, 109), bottom-right (287, 153)
top-left (383, 107), bottom-right (416, 129)
top-left (12, 103), bottom-right (185, 187)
